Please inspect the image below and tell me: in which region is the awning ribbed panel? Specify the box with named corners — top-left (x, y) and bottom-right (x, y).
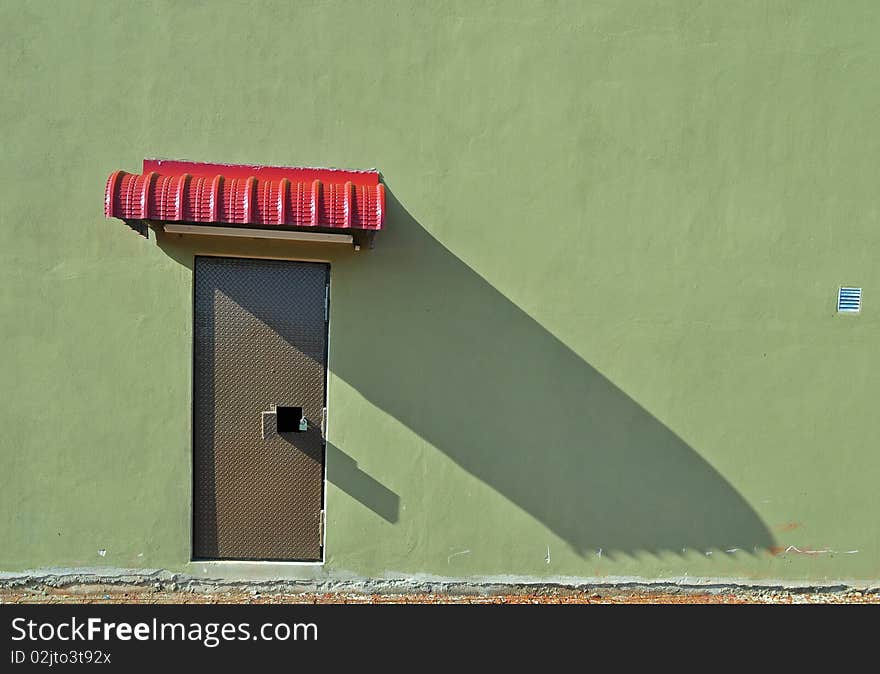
top-left (104, 159), bottom-right (384, 231)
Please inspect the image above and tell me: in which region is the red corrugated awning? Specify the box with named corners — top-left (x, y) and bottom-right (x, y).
top-left (104, 159), bottom-right (384, 245)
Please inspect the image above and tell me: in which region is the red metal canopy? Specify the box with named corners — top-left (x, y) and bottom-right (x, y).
top-left (105, 159), bottom-right (384, 241)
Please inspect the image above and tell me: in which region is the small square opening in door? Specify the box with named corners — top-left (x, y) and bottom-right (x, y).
top-left (276, 406), bottom-right (304, 432)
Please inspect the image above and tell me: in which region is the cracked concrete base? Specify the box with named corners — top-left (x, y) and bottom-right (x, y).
top-left (1, 568), bottom-right (879, 597)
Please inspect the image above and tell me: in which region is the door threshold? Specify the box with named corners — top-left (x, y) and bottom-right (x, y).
top-left (190, 559), bottom-right (325, 566)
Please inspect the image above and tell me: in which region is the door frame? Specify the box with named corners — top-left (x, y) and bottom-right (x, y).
top-left (188, 252), bottom-right (332, 565)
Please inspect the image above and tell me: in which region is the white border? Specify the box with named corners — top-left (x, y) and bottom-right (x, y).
top-left (164, 223), bottom-right (353, 245)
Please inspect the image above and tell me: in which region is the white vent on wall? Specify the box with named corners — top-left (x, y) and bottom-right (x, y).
top-left (837, 287), bottom-right (862, 313)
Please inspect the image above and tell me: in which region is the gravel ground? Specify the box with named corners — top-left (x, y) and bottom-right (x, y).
top-left (2, 586), bottom-right (879, 604)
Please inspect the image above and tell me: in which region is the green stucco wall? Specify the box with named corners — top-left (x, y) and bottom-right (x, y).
top-left (2, 0), bottom-right (880, 585)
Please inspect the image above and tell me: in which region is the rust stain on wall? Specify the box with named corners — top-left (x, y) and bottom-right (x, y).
top-left (774, 522), bottom-right (801, 533)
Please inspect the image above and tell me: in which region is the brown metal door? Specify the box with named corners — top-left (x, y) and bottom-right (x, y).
top-left (193, 256), bottom-right (328, 561)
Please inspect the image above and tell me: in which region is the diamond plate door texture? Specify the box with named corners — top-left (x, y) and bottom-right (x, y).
top-left (193, 256), bottom-right (328, 561)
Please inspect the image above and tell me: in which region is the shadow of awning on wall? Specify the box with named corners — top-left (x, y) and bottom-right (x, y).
top-left (327, 185), bottom-right (774, 558)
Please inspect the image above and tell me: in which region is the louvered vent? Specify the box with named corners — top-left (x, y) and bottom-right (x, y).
top-left (837, 287), bottom-right (862, 313)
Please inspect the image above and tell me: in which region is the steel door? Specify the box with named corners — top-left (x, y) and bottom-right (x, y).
top-left (193, 256), bottom-right (328, 561)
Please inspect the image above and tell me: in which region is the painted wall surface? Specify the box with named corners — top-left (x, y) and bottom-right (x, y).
top-left (2, 0), bottom-right (880, 584)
